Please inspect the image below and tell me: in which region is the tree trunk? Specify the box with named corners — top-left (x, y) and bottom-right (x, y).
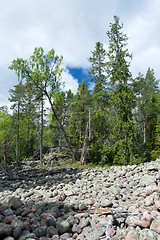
top-left (89, 109), bottom-right (91, 140)
top-left (47, 95), bottom-right (76, 162)
top-left (143, 118), bottom-right (146, 143)
top-left (26, 122), bottom-right (30, 156)
top-left (80, 122), bottom-right (89, 165)
top-left (40, 96), bottom-right (43, 165)
top-left (59, 126), bottom-right (62, 149)
top-left (16, 101), bottom-right (20, 165)
top-left (4, 140), bottom-right (7, 168)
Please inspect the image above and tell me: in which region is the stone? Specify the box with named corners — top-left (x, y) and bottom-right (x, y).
top-left (0, 224), bottom-right (13, 237)
top-left (4, 209), bottom-right (14, 216)
top-left (60, 232), bottom-right (71, 239)
top-left (4, 215), bottom-right (16, 224)
top-left (139, 229), bottom-right (159, 240)
top-left (150, 218), bottom-right (160, 234)
top-left (136, 214), bottom-right (153, 228)
top-left (79, 218), bottom-right (90, 228)
top-left (0, 159), bottom-right (160, 240)
top-left (51, 235), bottom-right (60, 240)
top-left (46, 216), bottom-right (56, 227)
top-left (33, 226), bottom-right (47, 237)
top-left (72, 224), bottom-right (81, 234)
top-left (107, 228), bottom-right (116, 237)
top-left (11, 218), bottom-right (24, 229)
top-left (56, 219), bottom-right (70, 234)
top-left (47, 226), bottom-right (58, 237)
top-left (13, 227), bottom-right (22, 239)
top-left (23, 191), bottom-right (34, 198)
top-left (100, 199), bottom-right (113, 208)
top-left (4, 237), bottom-right (15, 240)
top-left (126, 215), bottom-right (141, 227)
top-left (79, 203), bottom-right (87, 211)
top-left (125, 230), bottom-right (140, 240)
top-left (139, 175), bottom-right (156, 186)
top-left (8, 197), bottom-right (23, 210)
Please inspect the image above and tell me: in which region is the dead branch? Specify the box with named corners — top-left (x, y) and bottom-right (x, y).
top-left (89, 208), bottom-right (142, 240)
top-left (0, 164), bottom-right (12, 178)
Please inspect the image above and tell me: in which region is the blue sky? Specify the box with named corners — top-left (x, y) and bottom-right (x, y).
top-left (67, 67), bottom-right (90, 85)
top-left (0, 0), bottom-right (160, 107)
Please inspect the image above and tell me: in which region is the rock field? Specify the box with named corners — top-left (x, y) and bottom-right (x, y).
top-left (0, 159), bottom-right (160, 239)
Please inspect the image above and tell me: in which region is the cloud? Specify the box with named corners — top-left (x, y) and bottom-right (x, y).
top-left (0, 0), bottom-right (160, 107)
top-left (61, 68), bottom-right (78, 94)
top-left (125, 0), bottom-right (160, 78)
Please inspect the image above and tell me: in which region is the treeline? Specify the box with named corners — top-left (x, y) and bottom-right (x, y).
top-left (0, 16), bottom-right (160, 167)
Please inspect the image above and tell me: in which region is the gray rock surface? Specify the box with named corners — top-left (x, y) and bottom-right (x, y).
top-left (0, 158), bottom-right (160, 239)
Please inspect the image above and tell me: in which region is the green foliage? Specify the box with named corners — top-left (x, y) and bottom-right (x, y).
top-left (133, 68), bottom-right (159, 161)
top-left (0, 106), bottom-right (12, 165)
top-left (68, 80), bottom-right (91, 150)
top-left (4, 17), bottom-right (160, 167)
top-left (103, 15), bottom-right (138, 165)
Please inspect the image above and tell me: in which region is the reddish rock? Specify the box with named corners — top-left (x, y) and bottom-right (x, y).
top-left (72, 233), bottom-right (78, 239)
top-left (40, 212), bottom-right (56, 222)
top-left (150, 219), bottom-right (160, 234)
top-left (79, 203), bottom-right (87, 211)
top-left (136, 213), bottom-right (153, 228)
top-left (14, 208), bottom-right (23, 216)
top-left (23, 221), bottom-right (31, 231)
top-left (0, 205), bottom-right (8, 215)
top-left (130, 195), bottom-right (137, 201)
top-left (21, 209), bottom-right (31, 217)
top-left (86, 199), bottom-right (94, 205)
top-left (60, 232), bottom-right (71, 239)
top-left (155, 200), bottom-right (160, 210)
top-left (125, 230), bottom-right (140, 240)
top-left (82, 190), bottom-right (87, 194)
top-left (4, 214), bottom-right (16, 224)
top-left (31, 205), bottom-right (37, 212)
top-left (138, 206), bottom-right (148, 214)
top-left (0, 224), bottom-right (13, 237)
top-left (107, 228), bottom-right (116, 237)
top-left (145, 186), bottom-right (153, 196)
top-left (72, 224), bottom-right (81, 234)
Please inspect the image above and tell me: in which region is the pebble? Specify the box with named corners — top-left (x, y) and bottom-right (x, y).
top-left (0, 158), bottom-right (160, 239)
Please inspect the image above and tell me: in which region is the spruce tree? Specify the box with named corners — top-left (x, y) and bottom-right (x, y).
top-left (88, 42), bottom-right (110, 163)
top-left (106, 16), bottom-right (137, 165)
top-left (68, 80), bottom-right (91, 155)
top-left (133, 68), bottom-right (159, 160)
top-left (88, 41), bottom-right (107, 105)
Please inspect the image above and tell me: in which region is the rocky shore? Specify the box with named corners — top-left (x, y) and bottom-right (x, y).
top-left (0, 159), bottom-right (160, 239)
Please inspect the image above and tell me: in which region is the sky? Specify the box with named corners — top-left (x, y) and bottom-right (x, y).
top-left (0, 0), bottom-right (160, 108)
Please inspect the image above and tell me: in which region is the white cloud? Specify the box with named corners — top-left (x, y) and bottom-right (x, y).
top-left (61, 68), bottom-right (78, 94)
top-left (125, 0), bottom-right (160, 78)
top-left (0, 0), bottom-right (160, 107)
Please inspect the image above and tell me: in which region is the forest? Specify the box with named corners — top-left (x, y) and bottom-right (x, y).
top-left (0, 16), bottom-right (160, 168)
